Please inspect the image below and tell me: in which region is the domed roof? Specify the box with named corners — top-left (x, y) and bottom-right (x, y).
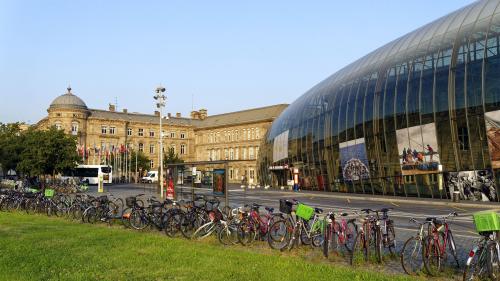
top-left (49, 86), bottom-right (88, 110)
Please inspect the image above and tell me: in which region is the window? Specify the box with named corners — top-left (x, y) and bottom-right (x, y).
top-left (249, 169), bottom-right (255, 179)
top-left (243, 129), bottom-right (246, 140)
top-left (242, 148), bottom-right (247, 160)
top-left (255, 128), bottom-right (260, 139)
top-left (71, 122), bottom-right (78, 135)
top-left (180, 132), bottom-right (186, 139)
top-left (224, 148), bottom-right (228, 159)
top-left (171, 144), bottom-right (176, 154)
top-left (101, 126), bottom-right (107, 134)
top-left (109, 126), bottom-right (116, 135)
top-left (170, 131), bottom-right (176, 138)
top-left (235, 148), bottom-right (239, 160)
top-left (229, 169), bottom-right (234, 180)
top-left (249, 147), bottom-right (255, 159)
top-left (235, 130), bottom-right (239, 141)
top-left (138, 143), bottom-right (144, 152)
top-left (251, 128), bottom-right (255, 139)
top-left (150, 160), bottom-right (154, 169)
top-left (458, 127), bottom-right (469, 151)
top-left (55, 122), bottom-right (62, 130)
top-left (149, 130), bottom-right (155, 137)
top-left (138, 128), bottom-right (144, 136)
top-left (149, 144), bottom-right (155, 154)
top-left (127, 128), bottom-right (132, 136)
top-left (180, 144), bottom-right (186, 155)
top-left (56, 113), bottom-right (61, 117)
top-left (229, 148), bottom-right (234, 160)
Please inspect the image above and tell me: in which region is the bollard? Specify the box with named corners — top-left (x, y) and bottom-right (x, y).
top-left (452, 191), bottom-right (460, 202)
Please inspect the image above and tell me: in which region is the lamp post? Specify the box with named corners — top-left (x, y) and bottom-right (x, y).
top-left (154, 86), bottom-right (166, 198)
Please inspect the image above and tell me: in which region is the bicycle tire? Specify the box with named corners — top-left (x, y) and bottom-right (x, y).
top-left (487, 241), bottom-right (500, 280)
top-left (323, 222), bottom-right (332, 258)
top-left (237, 218), bottom-right (257, 246)
top-left (350, 231), bottom-right (367, 265)
top-left (373, 226), bottom-right (382, 263)
top-left (463, 244), bottom-right (487, 281)
top-left (400, 236), bottom-right (424, 275)
top-left (345, 219), bottom-right (358, 253)
top-left (423, 235), bottom-right (441, 276)
top-left (385, 223), bottom-right (396, 255)
top-left (129, 209), bottom-right (149, 230)
top-left (164, 212), bottom-right (182, 237)
top-left (267, 219), bottom-right (292, 250)
top-left (447, 230), bottom-right (460, 268)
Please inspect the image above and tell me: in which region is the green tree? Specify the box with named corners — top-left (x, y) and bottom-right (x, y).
top-left (17, 127), bottom-right (79, 177)
top-left (163, 148), bottom-right (183, 165)
top-left (0, 122), bottom-right (23, 176)
top-left (130, 150), bottom-right (150, 176)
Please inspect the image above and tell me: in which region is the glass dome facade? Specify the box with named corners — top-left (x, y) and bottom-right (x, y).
top-left (258, 0), bottom-right (500, 201)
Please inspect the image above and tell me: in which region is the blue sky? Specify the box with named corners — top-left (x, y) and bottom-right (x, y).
top-left (0, 0), bottom-right (475, 123)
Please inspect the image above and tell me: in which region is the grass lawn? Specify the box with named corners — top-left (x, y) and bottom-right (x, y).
top-left (0, 212), bottom-right (419, 281)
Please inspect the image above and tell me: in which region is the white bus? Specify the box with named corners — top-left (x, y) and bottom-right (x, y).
top-left (63, 165), bottom-right (113, 185)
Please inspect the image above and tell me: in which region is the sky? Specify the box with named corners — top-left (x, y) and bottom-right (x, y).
top-left (0, 0), bottom-right (476, 124)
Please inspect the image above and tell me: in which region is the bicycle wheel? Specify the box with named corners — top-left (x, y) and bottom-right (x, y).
top-left (218, 219), bottom-right (239, 245)
top-left (487, 242), bottom-right (500, 280)
top-left (84, 207), bottom-right (98, 224)
top-left (237, 218), bottom-right (257, 246)
top-left (385, 222), bottom-right (396, 255)
top-left (463, 244), bottom-right (487, 281)
top-left (129, 209), bottom-right (149, 230)
top-left (350, 231), bottom-right (367, 265)
top-left (446, 230), bottom-right (460, 268)
top-left (423, 235), bottom-right (441, 276)
top-left (267, 219), bottom-right (292, 250)
top-left (192, 222), bottom-right (216, 239)
top-left (373, 226), bottom-right (382, 263)
top-left (164, 211), bottom-right (182, 237)
top-left (401, 236), bottom-right (424, 275)
top-left (121, 208), bottom-right (132, 228)
top-left (180, 212), bottom-right (207, 239)
top-left (344, 220), bottom-right (358, 253)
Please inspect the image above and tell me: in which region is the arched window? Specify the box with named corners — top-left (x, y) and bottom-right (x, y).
top-left (71, 122), bottom-right (78, 135)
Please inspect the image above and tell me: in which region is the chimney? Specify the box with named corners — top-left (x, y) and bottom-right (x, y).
top-left (190, 111), bottom-right (199, 119)
top-left (176, 112), bottom-right (181, 118)
top-left (109, 104), bottom-right (116, 112)
top-left (167, 113), bottom-right (172, 118)
top-left (199, 108), bottom-right (207, 120)
top-left (122, 108), bottom-right (128, 113)
top-left (154, 111), bottom-right (160, 116)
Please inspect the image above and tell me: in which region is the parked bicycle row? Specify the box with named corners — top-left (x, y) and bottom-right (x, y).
top-left (0, 188), bottom-right (497, 281)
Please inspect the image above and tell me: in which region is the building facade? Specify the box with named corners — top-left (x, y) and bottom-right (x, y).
top-left (36, 87), bottom-right (287, 183)
top-left (259, 0), bottom-right (500, 202)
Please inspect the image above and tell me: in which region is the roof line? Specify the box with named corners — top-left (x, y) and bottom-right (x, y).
top-left (203, 104), bottom-right (289, 119)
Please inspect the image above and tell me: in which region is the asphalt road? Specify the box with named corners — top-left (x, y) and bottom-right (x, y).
top-left (88, 182), bottom-right (498, 278)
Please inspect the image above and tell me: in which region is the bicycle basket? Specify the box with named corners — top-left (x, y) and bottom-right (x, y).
top-left (125, 197), bottom-right (136, 208)
top-left (296, 203), bottom-right (314, 220)
top-left (473, 211), bottom-right (500, 232)
top-left (44, 189), bottom-right (55, 198)
top-left (279, 199), bottom-right (293, 214)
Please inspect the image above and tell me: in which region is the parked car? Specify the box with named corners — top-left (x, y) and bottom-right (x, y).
top-left (141, 171), bottom-right (158, 183)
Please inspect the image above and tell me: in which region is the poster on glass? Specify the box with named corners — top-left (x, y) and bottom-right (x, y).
top-left (339, 138), bottom-right (370, 181)
top-left (485, 110), bottom-right (500, 169)
top-left (213, 169), bottom-right (225, 195)
top-left (396, 123), bottom-right (440, 176)
top-left (445, 170), bottom-right (496, 202)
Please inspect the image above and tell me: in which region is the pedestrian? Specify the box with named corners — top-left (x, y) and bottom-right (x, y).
top-left (426, 144), bottom-right (434, 161)
top-left (402, 148), bottom-right (407, 164)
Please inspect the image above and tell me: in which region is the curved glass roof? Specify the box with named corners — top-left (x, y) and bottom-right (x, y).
top-left (268, 0), bottom-right (500, 140)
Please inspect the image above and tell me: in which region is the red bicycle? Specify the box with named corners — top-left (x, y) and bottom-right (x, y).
top-left (323, 211), bottom-right (357, 257)
top-left (422, 212), bottom-right (459, 275)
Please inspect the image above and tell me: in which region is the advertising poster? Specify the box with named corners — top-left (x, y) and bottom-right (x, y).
top-left (485, 110), bottom-right (500, 169)
top-left (396, 123), bottom-right (440, 176)
top-left (339, 138), bottom-right (370, 181)
top-left (213, 169), bottom-right (226, 195)
top-left (445, 170), bottom-right (497, 202)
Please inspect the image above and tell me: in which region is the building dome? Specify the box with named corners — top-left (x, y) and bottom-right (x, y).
top-left (49, 86), bottom-right (88, 111)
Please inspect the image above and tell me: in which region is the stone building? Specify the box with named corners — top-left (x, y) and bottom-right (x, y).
top-left (36, 87), bottom-right (287, 183)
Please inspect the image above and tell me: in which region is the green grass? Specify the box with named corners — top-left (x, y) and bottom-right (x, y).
top-left (0, 212), bottom-right (419, 281)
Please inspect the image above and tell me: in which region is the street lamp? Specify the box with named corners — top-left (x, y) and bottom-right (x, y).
top-left (154, 86), bottom-right (166, 198)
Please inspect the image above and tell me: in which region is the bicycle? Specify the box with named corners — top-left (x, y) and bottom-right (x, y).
top-left (400, 217), bottom-right (432, 275)
top-left (323, 211), bottom-right (357, 258)
top-left (463, 231), bottom-right (500, 280)
top-left (422, 212), bottom-right (459, 276)
top-left (350, 208), bottom-right (395, 265)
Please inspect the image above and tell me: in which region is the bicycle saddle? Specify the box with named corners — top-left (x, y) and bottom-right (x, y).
top-left (380, 208), bottom-right (392, 213)
top-left (315, 207), bottom-right (323, 214)
top-left (361, 208), bottom-right (372, 213)
top-left (265, 207), bottom-right (274, 212)
top-left (340, 212), bottom-right (348, 217)
top-left (252, 203), bottom-right (262, 207)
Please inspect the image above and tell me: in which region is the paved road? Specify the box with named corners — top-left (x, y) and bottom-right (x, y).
top-left (89, 183), bottom-right (498, 278)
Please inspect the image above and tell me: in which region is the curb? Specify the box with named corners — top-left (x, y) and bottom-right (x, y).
top-left (244, 189), bottom-right (500, 210)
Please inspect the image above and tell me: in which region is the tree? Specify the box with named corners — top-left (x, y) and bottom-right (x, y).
top-left (130, 150), bottom-right (150, 176)
top-left (163, 148), bottom-right (183, 165)
top-left (0, 122), bottom-right (23, 176)
top-left (17, 127), bottom-right (79, 177)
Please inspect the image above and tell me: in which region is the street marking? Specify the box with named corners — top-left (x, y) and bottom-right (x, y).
top-left (452, 206), bottom-right (468, 212)
top-left (347, 199), bottom-right (351, 204)
top-left (391, 202), bottom-right (400, 207)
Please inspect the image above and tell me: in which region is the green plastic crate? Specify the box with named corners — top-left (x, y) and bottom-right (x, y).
top-left (473, 211), bottom-right (500, 232)
top-left (44, 189), bottom-right (55, 198)
top-left (296, 203), bottom-right (314, 220)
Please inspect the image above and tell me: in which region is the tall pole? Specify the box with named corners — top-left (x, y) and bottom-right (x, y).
top-left (154, 86), bottom-right (166, 198)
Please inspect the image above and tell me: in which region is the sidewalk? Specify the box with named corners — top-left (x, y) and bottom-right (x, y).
top-left (240, 186), bottom-right (500, 210)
